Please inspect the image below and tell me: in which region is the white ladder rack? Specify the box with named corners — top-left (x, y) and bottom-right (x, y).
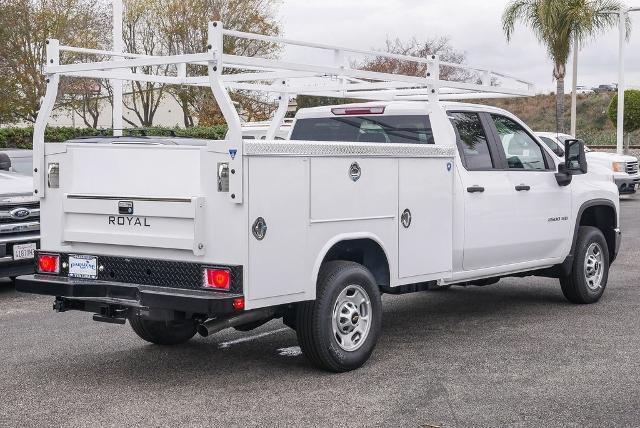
top-left (33, 21), bottom-right (535, 200)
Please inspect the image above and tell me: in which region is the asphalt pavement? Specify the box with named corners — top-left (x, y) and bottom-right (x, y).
top-left (1, 197), bottom-right (639, 427)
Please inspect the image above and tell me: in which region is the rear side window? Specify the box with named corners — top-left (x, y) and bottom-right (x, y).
top-left (449, 112), bottom-right (494, 170)
top-left (290, 115), bottom-right (433, 144)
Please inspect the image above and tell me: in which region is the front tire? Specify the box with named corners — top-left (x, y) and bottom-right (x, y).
top-left (560, 226), bottom-right (609, 304)
top-left (296, 261), bottom-right (382, 372)
top-left (129, 315), bottom-right (197, 345)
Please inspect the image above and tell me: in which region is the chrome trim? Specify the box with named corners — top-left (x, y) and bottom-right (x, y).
top-left (0, 221), bottom-right (40, 234)
top-left (244, 141), bottom-right (457, 158)
top-left (48, 162), bottom-right (60, 188)
top-left (217, 162), bottom-right (230, 192)
top-left (310, 214), bottom-right (395, 224)
top-left (0, 208), bottom-right (40, 220)
top-left (0, 233), bottom-right (39, 244)
top-left (66, 194), bottom-right (192, 203)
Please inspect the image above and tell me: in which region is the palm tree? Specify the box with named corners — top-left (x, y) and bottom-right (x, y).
top-left (502, 0), bottom-right (629, 133)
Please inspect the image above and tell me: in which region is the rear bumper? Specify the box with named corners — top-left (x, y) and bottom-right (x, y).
top-left (614, 176), bottom-right (640, 194)
top-left (16, 274), bottom-right (242, 316)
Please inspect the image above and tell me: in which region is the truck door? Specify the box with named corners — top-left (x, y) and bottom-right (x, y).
top-left (487, 114), bottom-right (572, 262)
top-left (449, 111), bottom-right (519, 270)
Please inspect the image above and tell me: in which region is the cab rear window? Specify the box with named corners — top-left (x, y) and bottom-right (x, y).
top-left (290, 115), bottom-right (433, 144)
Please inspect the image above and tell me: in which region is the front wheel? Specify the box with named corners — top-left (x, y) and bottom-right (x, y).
top-left (128, 315), bottom-right (197, 345)
top-left (560, 226), bottom-right (609, 304)
top-left (296, 261), bottom-right (382, 372)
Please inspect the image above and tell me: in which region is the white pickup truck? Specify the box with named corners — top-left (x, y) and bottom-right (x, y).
top-left (17, 23), bottom-right (620, 372)
top-left (0, 153), bottom-right (39, 280)
top-left (537, 132), bottom-right (640, 195)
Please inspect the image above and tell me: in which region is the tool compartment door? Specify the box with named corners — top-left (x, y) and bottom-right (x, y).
top-left (60, 144), bottom-right (205, 254)
top-left (247, 156), bottom-right (309, 302)
top-left (398, 158), bottom-right (453, 279)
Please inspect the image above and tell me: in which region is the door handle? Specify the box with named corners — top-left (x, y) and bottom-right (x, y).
top-left (515, 184), bottom-right (531, 191)
top-left (467, 185), bottom-right (485, 193)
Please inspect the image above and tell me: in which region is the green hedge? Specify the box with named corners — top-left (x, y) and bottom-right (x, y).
top-left (0, 126), bottom-right (228, 148)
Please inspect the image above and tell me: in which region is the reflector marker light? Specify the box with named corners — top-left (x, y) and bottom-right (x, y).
top-left (37, 254), bottom-right (60, 274)
top-left (204, 268), bottom-right (230, 291)
top-left (331, 106), bottom-right (385, 116)
top-left (232, 297), bottom-right (245, 311)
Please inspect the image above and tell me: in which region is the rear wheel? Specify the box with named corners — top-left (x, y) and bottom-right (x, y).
top-left (129, 315), bottom-right (197, 345)
top-left (560, 226), bottom-right (609, 304)
top-left (296, 261), bottom-right (382, 372)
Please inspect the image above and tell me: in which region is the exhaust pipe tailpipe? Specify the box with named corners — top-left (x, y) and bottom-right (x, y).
top-left (197, 308), bottom-right (276, 337)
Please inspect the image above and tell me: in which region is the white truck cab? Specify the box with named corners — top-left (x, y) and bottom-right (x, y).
top-left (17, 23), bottom-right (621, 372)
top-left (537, 132), bottom-right (640, 195)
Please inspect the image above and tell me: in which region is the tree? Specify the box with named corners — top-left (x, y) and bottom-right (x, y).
top-left (119, 0), bottom-right (169, 127)
top-left (59, 78), bottom-right (104, 128)
top-left (359, 36), bottom-right (473, 82)
top-left (0, 0), bottom-right (109, 124)
top-left (153, 0), bottom-right (282, 126)
top-left (293, 36), bottom-right (472, 110)
top-left (607, 89), bottom-right (640, 152)
top-left (502, 0), bottom-right (628, 134)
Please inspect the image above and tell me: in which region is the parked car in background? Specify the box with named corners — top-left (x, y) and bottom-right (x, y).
top-left (593, 84), bottom-right (617, 93)
top-left (536, 132), bottom-right (639, 194)
top-left (574, 85), bottom-right (594, 95)
top-left (1, 149), bottom-right (33, 176)
top-left (0, 153), bottom-right (39, 280)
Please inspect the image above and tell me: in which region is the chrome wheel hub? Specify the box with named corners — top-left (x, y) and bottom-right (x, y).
top-left (332, 284), bottom-right (371, 352)
top-left (584, 242), bottom-right (604, 291)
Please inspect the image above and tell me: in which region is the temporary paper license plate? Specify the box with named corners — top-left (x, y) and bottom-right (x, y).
top-left (68, 255), bottom-right (98, 279)
top-left (13, 243), bottom-right (36, 260)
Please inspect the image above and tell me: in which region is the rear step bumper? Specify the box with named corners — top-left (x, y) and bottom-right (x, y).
top-left (16, 274), bottom-right (242, 315)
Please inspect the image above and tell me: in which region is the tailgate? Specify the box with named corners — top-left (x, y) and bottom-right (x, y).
top-left (61, 144), bottom-right (205, 255)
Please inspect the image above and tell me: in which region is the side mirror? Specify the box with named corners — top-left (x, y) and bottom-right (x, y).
top-left (0, 153), bottom-right (11, 171)
top-left (555, 163), bottom-right (572, 186)
top-left (564, 139), bottom-right (588, 174)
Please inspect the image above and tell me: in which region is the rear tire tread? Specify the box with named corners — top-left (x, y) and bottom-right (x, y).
top-left (296, 260), bottom-right (381, 372)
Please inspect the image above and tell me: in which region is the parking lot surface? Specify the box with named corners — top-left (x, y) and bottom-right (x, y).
top-left (1, 198), bottom-right (639, 427)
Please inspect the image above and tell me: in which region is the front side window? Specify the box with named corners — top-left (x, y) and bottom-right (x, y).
top-left (491, 115), bottom-right (547, 170)
top-left (539, 136), bottom-right (565, 157)
top-left (449, 112), bottom-right (494, 170)
top-left (290, 115), bottom-right (433, 144)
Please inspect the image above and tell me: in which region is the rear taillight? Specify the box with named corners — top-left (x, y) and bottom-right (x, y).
top-left (204, 268), bottom-right (230, 291)
top-left (37, 254), bottom-right (60, 274)
top-left (331, 106), bottom-right (385, 116)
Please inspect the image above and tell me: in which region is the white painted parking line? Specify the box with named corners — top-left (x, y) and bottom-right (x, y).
top-left (218, 327), bottom-right (289, 349)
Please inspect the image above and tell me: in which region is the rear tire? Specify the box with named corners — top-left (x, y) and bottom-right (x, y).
top-left (129, 315), bottom-right (197, 345)
top-left (296, 261), bottom-right (382, 372)
top-left (560, 226), bottom-right (609, 304)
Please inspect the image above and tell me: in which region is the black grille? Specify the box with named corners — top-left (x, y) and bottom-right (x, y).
top-left (41, 252), bottom-right (243, 293)
top-left (626, 161), bottom-right (639, 175)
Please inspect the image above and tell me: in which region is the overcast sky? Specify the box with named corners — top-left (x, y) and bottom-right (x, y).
top-left (277, 0), bottom-right (640, 93)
